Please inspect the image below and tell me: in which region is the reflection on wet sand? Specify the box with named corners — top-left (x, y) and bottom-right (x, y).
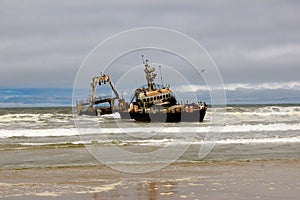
top-left (1, 161), bottom-right (300, 200)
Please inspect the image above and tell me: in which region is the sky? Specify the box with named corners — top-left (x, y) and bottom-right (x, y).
top-left (0, 0), bottom-right (299, 105)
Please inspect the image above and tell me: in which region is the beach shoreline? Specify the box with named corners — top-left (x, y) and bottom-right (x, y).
top-left (1, 159), bottom-right (299, 200)
top-left (1, 105), bottom-right (299, 199)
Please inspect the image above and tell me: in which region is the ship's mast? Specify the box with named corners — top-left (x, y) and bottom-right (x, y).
top-left (159, 65), bottom-right (164, 86)
top-left (142, 55), bottom-right (157, 91)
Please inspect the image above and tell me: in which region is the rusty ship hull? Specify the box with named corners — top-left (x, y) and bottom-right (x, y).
top-left (118, 107), bottom-right (207, 122)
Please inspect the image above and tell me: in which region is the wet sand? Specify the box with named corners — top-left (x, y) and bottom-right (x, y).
top-left (1, 160), bottom-right (299, 200)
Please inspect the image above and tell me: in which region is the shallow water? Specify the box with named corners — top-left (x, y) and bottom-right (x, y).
top-left (0, 105), bottom-right (300, 169)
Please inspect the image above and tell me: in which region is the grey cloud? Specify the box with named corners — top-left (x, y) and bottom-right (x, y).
top-left (0, 0), bottom-right (299, 88)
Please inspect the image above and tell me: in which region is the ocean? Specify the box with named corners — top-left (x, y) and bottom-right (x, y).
top-left (1, 104), bottom-right (300, 171)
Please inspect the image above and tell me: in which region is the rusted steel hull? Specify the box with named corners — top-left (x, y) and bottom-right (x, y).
top-left (78, 108), bottom-right (112, 116)
top-left (119, 108), bottom-right (206, 122)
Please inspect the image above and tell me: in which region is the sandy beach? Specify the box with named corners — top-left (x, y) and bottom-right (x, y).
top-left (1, 160), bottom-right (299, 200)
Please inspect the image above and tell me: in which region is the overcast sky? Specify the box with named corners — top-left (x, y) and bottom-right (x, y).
top-left (0, 0), bottom-right (299, 90)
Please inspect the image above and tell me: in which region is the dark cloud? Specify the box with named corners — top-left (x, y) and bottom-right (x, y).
top-left (0, 0), bottom-right (299, 88)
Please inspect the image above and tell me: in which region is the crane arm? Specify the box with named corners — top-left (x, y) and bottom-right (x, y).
top-left (105, 75), bottom-right (119, 99)
top-left (88, 74), bottom-right (120, 109)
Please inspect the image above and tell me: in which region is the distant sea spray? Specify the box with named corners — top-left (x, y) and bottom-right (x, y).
top-left (0, 88), bottom-right (72, 108)
top-left (0, 87), bottom-right (299, 108)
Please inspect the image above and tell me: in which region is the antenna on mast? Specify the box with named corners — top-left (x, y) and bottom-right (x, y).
top-left (159, 65), bottom-right (164, 86)
top-left (141, 55), bottom-right (145, 65)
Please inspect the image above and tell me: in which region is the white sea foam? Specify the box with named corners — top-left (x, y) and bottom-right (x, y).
top-left (0, 113), bottom-right (73, 123)
top-left (0, 129), bottom-right (79, 138)
top-left (128, 136), bottom-right (300, 146)
top-left (87, 123), bottom-right (300, 134)
top-left (225, 106), bottom-right (300, 116)
top-left (13, 136), bottom-right (300, 147)
top-left (214, 137), bottom-right (300, 144)
top-left (142, 136), bottom-right (300, 145)
top-left (0, 114), bottom-right (40, 122)
top-left (0, 106), bottom-right (298, 126)
top-left (1, 122), bottom-right (300, 139)
top-left (223, 123), bottom-right (300, 132)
